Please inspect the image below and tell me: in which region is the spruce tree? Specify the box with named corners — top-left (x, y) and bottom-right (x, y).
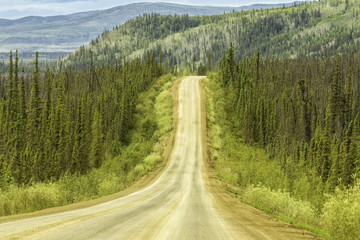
top-left (12, 50), bottom-right (20, 124)
top-left (8, 51), bottom-right (22, 184)
top-left (207, 53), bottom-right (212, 72)
top-left (52, 73), bottom-right (65, 178)
top-left (325, 138), bottom-right (341, 193)
top-left (18, 67), bottom-right (27, 148)
top-left (330, 55), bottom-right (343, 137)
top-left (298, 79), bottom-right (311, 142)
top-left (227, 42), bottom-right (235, 84)
top-left (90, 109), bottom-right (103, 168)
top-left (43, 69), bottom-right (52, 130)
top-left (158, 50), bottom-right (163, 76)
top-left (5, 51), bottom-right (13, 139)
top-left (344, 67), bottom-right (353, 125)
top-left (28, 52), bottom-right (42, 140)
top-left (341, 120), bottom-right (357, 186)
top-left (321, 106), bottom-right (332, 182)
top-left (41, 69), bottom-right (53, 179)
top-left (72, 95), bottom-right (89, 174)
top-left (8, 50), bottom-right (13, 105)
top-left (28, 52), bottom-right (42, 182)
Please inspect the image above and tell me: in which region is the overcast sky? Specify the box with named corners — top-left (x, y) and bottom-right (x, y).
top-left (0, 0), bottom-right (306, 19)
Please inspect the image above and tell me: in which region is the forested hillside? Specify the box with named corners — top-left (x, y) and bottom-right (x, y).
top-left (0, 2), bottom-right (290, 60)
top-left (68, 0), bottom-right (360, 71)
top-left (65, 13), bottom-right (218, 69)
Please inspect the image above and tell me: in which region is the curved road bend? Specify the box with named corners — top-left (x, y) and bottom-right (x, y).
top-left (0, 76), bottom-right (319, 240)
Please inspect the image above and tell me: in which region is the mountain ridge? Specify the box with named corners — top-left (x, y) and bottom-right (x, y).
top-left (67, 0), bottom-right (358, 71)
top-left (0, 2), bottom-right (297, 59)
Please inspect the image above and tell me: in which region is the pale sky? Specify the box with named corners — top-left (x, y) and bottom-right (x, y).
top-left (0, 0), bottom-right (307, 19)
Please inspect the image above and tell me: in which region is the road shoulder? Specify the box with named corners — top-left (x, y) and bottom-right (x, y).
top-left (200, 77), bottom-right (321, 240)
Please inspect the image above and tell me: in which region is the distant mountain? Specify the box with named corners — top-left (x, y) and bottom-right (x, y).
top-left (0, 2), bottom-right (296, 60)
top-left (0, 8), bottom-right (63, 20)
top-left (65, 0), bottom-right (359, 70)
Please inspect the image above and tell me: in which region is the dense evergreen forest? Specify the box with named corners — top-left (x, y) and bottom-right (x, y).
top-left (67, 0), bottom-right (360, 71)
top-left (0, 50), bottom-right (164, 188)
top-left (219, 44), bottom-right (360, 194)
top-left (208, 44), bottom-right (360, 238)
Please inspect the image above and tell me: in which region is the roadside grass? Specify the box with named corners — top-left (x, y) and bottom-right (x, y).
top-left (205, 73), bottom-right (360, 240)
top-left (321, 180), bottom-right (360, 240)
top-left (0, 74), bottom-right (175, 217)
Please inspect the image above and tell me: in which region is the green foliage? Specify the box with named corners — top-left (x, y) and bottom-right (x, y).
top-left (197, 63), bottom-right (207, 76)
top-left (0, 183), bottom-right (65, 216)
top-left (321, 180), bottom-right (360, 240)
top-left (207, 74), bottom-right (326, 236)
top-left (154, 81), bottom-right (173, 136)
top-left (217, 46), bottom-right (360, 193)
top-left (0, 73), bottom-right (175, 216)
top-left (243, 185), bottom-right (317, 226)
top-left (143, 155), bottom-right (162, 169)
top-left (0, 50), bottom-right (165, 187)
top-left (90, 109), bottom-right (103, 169)
top-left (29, 52), bottom-right (41, 135)
top-left (208, 42), bottom-right (360, 238)
top-left (183, 68), bottom-right (190, 76)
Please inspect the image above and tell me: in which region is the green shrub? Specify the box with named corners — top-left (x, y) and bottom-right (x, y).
top-left (0, 183), bottom-right (64, 216)
top-left (321, 180), bottom-right (360, 240)
top-left (144, 154), bottom-right (162, 169)
top-left (134, 164), bottom-right (145, 175)
top-left (98, 173), bottom-right (121, 196)
top-left (243, 185), bottom-right (317, 226)
top-left (155, 83), bottom-right (173, 136)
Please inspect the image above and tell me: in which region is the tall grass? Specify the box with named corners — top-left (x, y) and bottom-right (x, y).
top-left (206, 73), bottom-right (360, 239)
top-left (0, 74), bottom-right (175, 217)
top-left (0, 183), bottom-right (64, 216)
top-left (242, 185), bottom-right (317, 226)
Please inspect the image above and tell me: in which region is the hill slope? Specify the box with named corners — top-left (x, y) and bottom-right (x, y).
top-left (0, 2), bottom-right (292, 60)
top-left (68, 0), bottom-right (360, 70)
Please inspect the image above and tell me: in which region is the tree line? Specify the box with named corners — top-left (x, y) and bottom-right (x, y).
top-left (0, 50), bottom-right (165, 188)
top-left (218, 43), bottom-right (360, 195)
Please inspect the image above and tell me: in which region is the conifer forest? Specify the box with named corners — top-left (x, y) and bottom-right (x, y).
top-left (1, 0), bottom-right (360, 239)
top-left (219, 45), bottom-right (360, 193)
top-left (0, 50), bottom-right (164, 187)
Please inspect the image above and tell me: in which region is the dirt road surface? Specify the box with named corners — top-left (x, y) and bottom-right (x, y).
top-left (0, 76), bottom-right (319, 240)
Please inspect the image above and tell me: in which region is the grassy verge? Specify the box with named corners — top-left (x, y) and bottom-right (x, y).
top-left (205, 73), bottom-right (360, 240)
top-left (0, 74), bottom-right (176, 216)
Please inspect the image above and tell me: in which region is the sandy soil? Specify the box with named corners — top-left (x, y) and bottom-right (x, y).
top-left (0, 77), bottom-right (320, 240)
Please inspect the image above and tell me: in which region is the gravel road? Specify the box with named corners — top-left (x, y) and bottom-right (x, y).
top-left (0, 76), bottom-right (319, 240)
